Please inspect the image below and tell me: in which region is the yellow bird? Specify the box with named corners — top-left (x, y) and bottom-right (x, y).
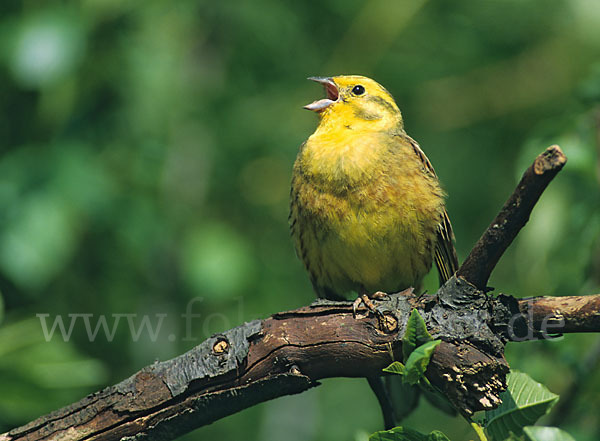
top-left (289, 75), bottom-right (458, 310)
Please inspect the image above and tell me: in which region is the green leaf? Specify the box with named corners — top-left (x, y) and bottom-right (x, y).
top-left (403, 340), bottom-right (441, 385)
top-left (383, 361), bottom-right (405, 375)
top-left (369, 426), bottom-right (427, 441)
top-left (402, 309), bottom-right (433, 361)
top-left (369, 426), bottom-right (450, 441)
top-left (485, 371), bottom-right (559, 441)
top-left (389, 378), bottom-right (421, 421)
top-left (427, 431), bottom-right (451, 441)
top-left (523, 426), bottom-right (576, 441)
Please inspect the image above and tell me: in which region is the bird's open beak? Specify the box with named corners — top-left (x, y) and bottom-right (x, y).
top-left (304, 76), bottom-right (339, 111)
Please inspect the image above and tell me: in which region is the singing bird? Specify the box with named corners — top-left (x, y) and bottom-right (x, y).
top-left (289, 75), bottom-right (458, 311)
top-left (289, 75), bottom-right (458, 428)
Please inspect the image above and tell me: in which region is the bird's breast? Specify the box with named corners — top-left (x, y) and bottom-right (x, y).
top-left (299, 130), bottom-right (388, 192)
top-left (291, 130), bottom-right (443, 296)
top-left (293, 166), bottom-right (436, 294)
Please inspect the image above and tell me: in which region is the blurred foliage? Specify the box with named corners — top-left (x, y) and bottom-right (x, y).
top-left (0, 0), bottom-right (599, 440)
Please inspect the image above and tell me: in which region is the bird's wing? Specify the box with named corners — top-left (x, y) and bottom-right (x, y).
top-left (404, 135), bottom-right (459, 285)
top-left (434, 209), bottom-right (459, 284)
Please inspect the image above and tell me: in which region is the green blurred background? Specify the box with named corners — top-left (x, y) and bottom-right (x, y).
top-left (0, 0), bottom-right (599, 440)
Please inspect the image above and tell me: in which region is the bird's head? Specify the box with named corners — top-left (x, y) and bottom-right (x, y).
top-left (304, 75), bottom-right (403, 132)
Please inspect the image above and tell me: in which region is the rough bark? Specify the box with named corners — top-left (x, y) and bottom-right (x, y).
top-left (3, 145), bottom-right (595, 441)
top-left (3, 288), bottom-right (597, 441)
top-left (517, 294), bottom-right (600, 335)
top-left (457, 145), bottom-right (567, 290)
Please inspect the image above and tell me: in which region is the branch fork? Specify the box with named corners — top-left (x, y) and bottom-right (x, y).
top-left (6, 145), bottom-right (598, 441)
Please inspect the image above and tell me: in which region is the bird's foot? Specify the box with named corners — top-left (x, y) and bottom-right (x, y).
top-left (352, 292), bottom-right (388, 319)
top-left (371, 291), bottom-right (388, 300)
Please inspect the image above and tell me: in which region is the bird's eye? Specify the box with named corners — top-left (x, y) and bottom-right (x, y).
top-left (352, 85), bottom-right (365, 96)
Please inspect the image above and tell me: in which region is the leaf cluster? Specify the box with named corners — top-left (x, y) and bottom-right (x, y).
top-left (376, 310), bottom-right (572, 441)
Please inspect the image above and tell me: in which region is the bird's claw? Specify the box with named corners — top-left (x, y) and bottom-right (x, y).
top-left (352, 293), bottom-right (387, 319)
top-left (398, 287), bottom-right (414, 296)
top-left (371, 291), bottom-right (388, 300)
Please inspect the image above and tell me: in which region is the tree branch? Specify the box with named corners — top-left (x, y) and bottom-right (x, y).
top-left (457, 145), bottom-right (567, 290)
top-left (4, 145), bottom-right (594, 441)
top-left (2, 286), bottom-right (510, 441)
top-left (2, 289), bottom-right (597, 441)
top-left (517, 295), bottom-right (600, 334)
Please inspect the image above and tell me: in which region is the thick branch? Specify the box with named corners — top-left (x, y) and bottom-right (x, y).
top-left (4, 145), bottom-right (592, 441)
top-left (5, 288), bottom-right (600, 441)
top-left (4, 289), bottom-right (598, 441)
top-left (458, 145), bottom-right (567, 289)
top-left (518, 294), bottom-right (600, 334)
top-left (3, 284), bottom-right (512, 441)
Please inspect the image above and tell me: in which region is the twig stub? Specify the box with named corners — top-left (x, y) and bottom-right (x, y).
top-left (533, 145), bottom-right (567, 175)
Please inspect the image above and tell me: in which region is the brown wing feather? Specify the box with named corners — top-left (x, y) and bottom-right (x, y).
top-left (404, 135), bottom-right (459, 285)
